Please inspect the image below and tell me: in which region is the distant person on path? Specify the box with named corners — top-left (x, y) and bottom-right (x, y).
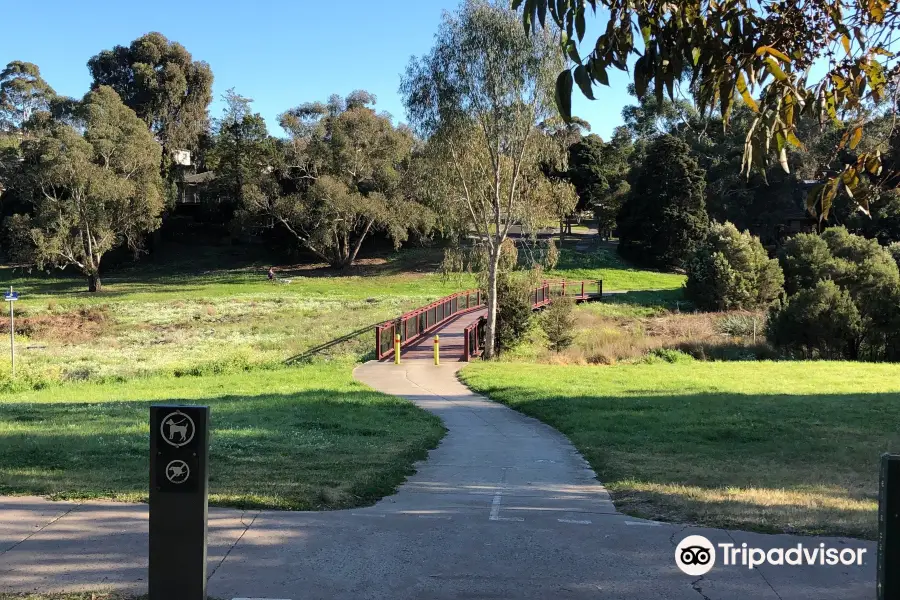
top-left (267, 267), bottom-right (276, 282)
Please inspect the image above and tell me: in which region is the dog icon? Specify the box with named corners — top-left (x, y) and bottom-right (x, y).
top-left (165, 418), bottom-right (190, 442)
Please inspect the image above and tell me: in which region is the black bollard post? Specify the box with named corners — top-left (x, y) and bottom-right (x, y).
top-left (878, 453), bottom-right (900, 600)
top-left (149, 405), bottom-right (210, 600)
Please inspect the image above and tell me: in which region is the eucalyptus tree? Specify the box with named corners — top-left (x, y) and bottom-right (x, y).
top-left (9, 86), bottom-right (164, 291)
top-left (401, 0), bottom-right (568, 358)
top-left (88, 33), bottom-right (213, 159)
top-left (515, 0), bottom-right (900, 221)
top-left (239, 91), bottom-right (430, 269)
top-left (0, 61), bottom-right (56, 134)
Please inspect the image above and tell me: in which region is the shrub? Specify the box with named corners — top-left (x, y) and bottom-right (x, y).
top-left (778, 233), bottom-right (834, 296)
top-left (541, 296), bottom-right (576, 352)
top-left (888, 242), bottom-right (900, 270)
top-left (544, 239), bottom-right (559, 271)
top-left (645, 348), bottom-right (695, 363)
top-left (766, 280), bottom-right (862, 359)
top-left (775, 226), bottom-right (900, 360)
top-left (493, 274), bottom-right (533, 354)
top-left (685, 221), bottom-right (784, 311)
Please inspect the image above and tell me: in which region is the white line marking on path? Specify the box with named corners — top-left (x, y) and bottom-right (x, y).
top-left (625, 520), bottom-right (662, 527)
top-left (350, 513), bottom-right (385, 518)
top-left (417, 515), bottom-right (452, 520)
top-left (489, 491), bottom-right (525, 522)
top-left (489, 492), bottom-right (502, 520)
top-left (558, 518), bottom-right (592, 524)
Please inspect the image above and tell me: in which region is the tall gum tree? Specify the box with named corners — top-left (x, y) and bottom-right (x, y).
top-left (402, 0), bottom-right (567, 358)
top-left (238, 91), bottom-right (431, 269)
top-left (11, 86), bottom-right (164, 291)
top-left (88, 33), bottom-right (213, 168)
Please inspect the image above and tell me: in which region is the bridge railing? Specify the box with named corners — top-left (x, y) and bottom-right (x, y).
top-left (376, 279), bottom-right (602, 361)
top-left (376, 289), bottom-right (483, 360)
top-left (462, 279), bottom-right (602, 361)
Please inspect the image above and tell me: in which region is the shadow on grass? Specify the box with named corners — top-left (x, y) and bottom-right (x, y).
top-left (462, 384), bottom-right (898, 539)
top-left (0, 246), bottom-right (445, 299)
top-left (602, 288), bottom-right (686, 308)
top-left (0, 390), bottom-right (444, 511)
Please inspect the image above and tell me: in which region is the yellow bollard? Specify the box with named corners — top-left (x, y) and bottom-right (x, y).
top-left (394, 333), bottom-right (401, 365)
top-left (434, 335), bottom-right (440, 366)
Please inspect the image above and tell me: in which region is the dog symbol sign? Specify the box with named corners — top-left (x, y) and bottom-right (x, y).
top-left (165, 459), bottom-right (191, 484)
top-left (160, 410), bottom-right (195, 448)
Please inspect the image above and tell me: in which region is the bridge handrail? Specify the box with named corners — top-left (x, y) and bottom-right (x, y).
top-left (376, 279), bottom-right (602, 361)
top-left (375, 289), bottom-right (484, 359)
top-left (463, 279), bottom-right (603, 361)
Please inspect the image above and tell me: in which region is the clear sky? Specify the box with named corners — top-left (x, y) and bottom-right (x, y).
top-left (0, 0), bottom-right (635, 141)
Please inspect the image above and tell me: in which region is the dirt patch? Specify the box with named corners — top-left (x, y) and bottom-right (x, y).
top-left (1, 307), bottom-right (110, 344)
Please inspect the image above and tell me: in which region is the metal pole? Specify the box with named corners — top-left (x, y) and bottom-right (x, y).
top-left (8, 286), bottom-right (13, 377)
top-left (879, 453), bottom-right (900, 599)
top-left (434, 335), bottom-right (440, 366)
top-left (394, 333), bottom-right (401, 365)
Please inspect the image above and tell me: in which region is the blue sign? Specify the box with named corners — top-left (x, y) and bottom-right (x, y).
top-left (4, 292), bottom-right (19, 302)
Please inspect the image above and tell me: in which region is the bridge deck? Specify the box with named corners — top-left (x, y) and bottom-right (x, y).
top-left (393, 308), bottom-right (488, 363)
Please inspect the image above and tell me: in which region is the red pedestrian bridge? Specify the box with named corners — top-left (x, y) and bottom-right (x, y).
top-left (375, 280), bottom-right (602, 362)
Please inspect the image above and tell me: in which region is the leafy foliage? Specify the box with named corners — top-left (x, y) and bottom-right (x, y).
top-left (88, 32), bottom-right (213, 156)
top-left (767, 280), bottom-right (863, 359)
top-left (240, 91), bottom-right (431, 268)
top-left (9, 87), bottom-right (164, 291)
top-left (686, 221), bottom-right (784, 311)
top-left (773, 227), bottom-right (900, 360)
top-left (541, 295), bottom-right (576, 352)
top-left (401, 0), bottom-right (566, 357)
top-left (492, 273), bottom-right (535, 354)
top-left (514, 0), bottom-right (900, 221)
top-left (204, 90), bottom-right (280, 222)
top-left (0, 61), bottom-right (56, 133)
top-left (617, 134), bottom-right (709, 268)
top-left (567, 130), bottom-right (631, 236)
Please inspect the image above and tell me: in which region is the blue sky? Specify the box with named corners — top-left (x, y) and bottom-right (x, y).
top-left (0, 0), bottom-right (634, 140)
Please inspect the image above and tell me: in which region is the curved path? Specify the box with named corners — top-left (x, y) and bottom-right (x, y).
top-left (353, 361), bottom-right (615, 520)
top-left (0, 359), bottom-right (876, 599)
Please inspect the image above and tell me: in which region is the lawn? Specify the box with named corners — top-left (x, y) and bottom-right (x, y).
top-left (460, 360), bottom-right (900, 539)
top-left (549, 246), bottom-right (685, 291)
top-left (0, 362), bottom-right (444, 510)
top-left (0, 246), bottom-right (468, 389)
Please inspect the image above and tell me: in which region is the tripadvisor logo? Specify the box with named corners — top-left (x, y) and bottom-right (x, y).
top-left (675, 534), bottom-right (868, 575)
top-left (675, 535), bottom-right (716, 576)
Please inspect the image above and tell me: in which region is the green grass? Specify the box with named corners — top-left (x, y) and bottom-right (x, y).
top-left (549, 247), bottom-right (685, 291)
top-left (0, 247), bottom-right (472, 388)
top-left (0, 362), bottom-right (444, 510)
top-left (460, 361), bottom-right (900, 539)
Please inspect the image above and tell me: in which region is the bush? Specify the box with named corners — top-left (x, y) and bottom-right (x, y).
top-left (493, 274), bottom-right (533, 354)
top-left (644, 348), bottom-right (695, 363)
top-left (766, 280), bottom-right (862, 360)
top-left (888, 241), bottom-right (900, 270)
top-left (685, 221), bottom-right (784, 311)
top-left (775, 226), bottom-right (900, 360)
top-left (541, 296), bottom-right (576, 352)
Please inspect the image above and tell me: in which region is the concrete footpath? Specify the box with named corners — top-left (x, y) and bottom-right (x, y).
top-left (0, 361), bottom-right (876, 599)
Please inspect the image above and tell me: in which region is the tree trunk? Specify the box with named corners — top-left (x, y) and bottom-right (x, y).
top-left (483, 248), bottom-right (501, 359)
top-left (559, 219), bottom-right (566, 248)
top-left (88, 273), bottom-right (102, 293)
